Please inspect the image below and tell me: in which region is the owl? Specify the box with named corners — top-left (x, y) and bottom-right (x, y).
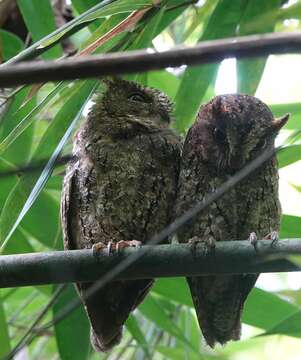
top-left (61, 77), bottom-right (181, 351)
top-left (174, 94), bottom-right (288, 347)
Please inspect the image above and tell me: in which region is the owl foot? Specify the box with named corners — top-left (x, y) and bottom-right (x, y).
top-left (188, 236), bottom-right (215, 255)
top-left (248, 232), bottom-right (258, 253)
top-left (92, 241), bottom-right (114, 256)
top-left (264, 231), bottom-right (279, 247)
top-left (116, 240), bottom-right (142, 252)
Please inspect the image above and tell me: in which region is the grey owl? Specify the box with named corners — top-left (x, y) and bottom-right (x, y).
top-left (174, 94), bottom-right (288, 347)
top-left (61, 78), bottom-right (181, 351)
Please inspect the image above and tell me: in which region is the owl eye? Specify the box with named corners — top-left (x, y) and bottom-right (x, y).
top-left (257, 139), bottom-right (267, 149)
top-left (213, 127), bottom-right (226, 143)
top-left (128, 93), bottom-right (146, 102)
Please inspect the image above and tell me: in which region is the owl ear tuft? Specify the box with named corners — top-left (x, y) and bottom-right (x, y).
top-left (271, 113), bottom-right (290, 132)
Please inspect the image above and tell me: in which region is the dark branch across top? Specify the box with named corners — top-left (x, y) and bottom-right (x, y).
top-left (1, 32), bottom-right (301, 87)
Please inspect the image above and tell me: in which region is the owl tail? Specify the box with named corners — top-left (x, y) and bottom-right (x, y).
top-left (187, 274), bottom-right (257, 347)
top-left (77, 279), bottom-right (153, 352)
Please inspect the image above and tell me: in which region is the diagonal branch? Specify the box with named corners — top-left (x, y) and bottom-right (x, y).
top-left (1, 31), bottom-right (301, 87)
top-left (0, 239), bottom-right (300, 288)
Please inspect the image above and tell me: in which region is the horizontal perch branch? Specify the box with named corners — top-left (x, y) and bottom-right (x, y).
top-left (1, 32), bottom-right (301, 87)
top-left (0, 239), bottom-right (300, 288)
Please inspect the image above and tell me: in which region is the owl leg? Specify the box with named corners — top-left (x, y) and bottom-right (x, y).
top-left (248, 232), bottom-right (258, 252)
top-left (264, 231), bottom-right (279, 247)
top-left (116, 240), bottom-right (142, 252)
top-left (92, 241), bottom-right (114, 255)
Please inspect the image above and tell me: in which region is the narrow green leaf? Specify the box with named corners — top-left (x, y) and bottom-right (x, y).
top-left (126, 315), bottom-right (151, 358)
top-left (155, 346), bottom-right (201, 360)
top-left (0, 30), bottom-right (24, 61)
top-left (126, 6), bottom-right (165, 83)
top-left (0, 292), bottom-right (11, 357)
top-left (139, 295), bottom-right (197, 352)
top-left (17, 0), bottom-right (63, 59)
top-left (261, 309), bottom-right (301, 338)
top-left (0, 80), bottom-right (97, 250)
top-left (53, 285), bottom-right (90, 360)
top-left (243, 287), bottom-right (298, 330)
top-left (71, 0), bottom-right (104, 30)
top-left (174, 0), bottom-right (248, 133)
top-left (4, 0), bottom-right (115, 64)
top-left (21, 191), bottom-right (61, 249)
top-left (280, 215), bottom-right (301, 238)
top-left (40, 0), bottom-right (152, 49)
top-left (152, 278), bottom-right (193, 307)
top-left (236, 0), bottom-right (282, 94)
top-left (277, 145), bottom-right (301, 168)
top-left (147, 70), bottom-right (180, 100)
top-left (0, 82), bottom-right (66, 155)
top-left (0, 86), bottom-right (36, 164)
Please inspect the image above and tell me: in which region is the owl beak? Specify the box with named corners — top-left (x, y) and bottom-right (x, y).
top-left (271, 113), bottom-right (290, 132)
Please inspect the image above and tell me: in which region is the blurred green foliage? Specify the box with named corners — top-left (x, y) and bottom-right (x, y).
top-left (1, 0), bottom-right (301, 359)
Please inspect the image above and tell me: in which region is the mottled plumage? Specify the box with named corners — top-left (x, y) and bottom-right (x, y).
top-left (61, 78), bottom-right (181, 351)
top-left (174, 94), bottom-right (287, 347)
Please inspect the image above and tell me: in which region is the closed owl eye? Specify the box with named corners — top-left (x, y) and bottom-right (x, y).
top-left (213, 127), bottom-right (226, 143)
top-left (257, 138), bottom-right (267, 149)
top-left (128, 93), bottom-right (147, 103)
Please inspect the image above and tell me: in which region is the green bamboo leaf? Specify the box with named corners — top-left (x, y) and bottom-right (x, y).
top-left (277, 145), bottom-right (301, 168)
top-left (147, 70), bottom-right (179, 100)
top-left (126, 315), bottom-right (151, 358)
top-left (0, 292), bottom-right (11, 357)
top-left (152, 278), bottom-right (193, 307)
top-left (53, 285), bottom-right (90, 360)
top-left (126, 6), bottom-right (165, 83)
top-left (280, 215), bottom-right (301, 238)
top-left (155, 346), bottom-right (201, 360)
top-left (40, 0), bottom-right (153, 49)
top-left (17, 0), bottom-right (63, 59)
top-left (0, 30), bottom-right (24, 61)
top-left (139, 295), bottom-right (197, 353)
top-left (174, 0), bottom-right (248, 133)
top-left (243, 287), bottom-right (298, 330)
top-left (236, 0), bottom-right (282, 95)
top-left (0, 82), bottom-right (67, 154)
top-left (2, 228), bottom-right (34, 255)
top-left (0, 80), bottom-right (97, 251)
top-left (21, 191), bottom-right (61, 249)
top-left (0, 86), bottom-right (36, 164)
top-left (261, 309), bottom-right (301, 338)
top-left (4, 0), bottom-right (114, 64)
top-left (71, 0), bottom-right (104, 31)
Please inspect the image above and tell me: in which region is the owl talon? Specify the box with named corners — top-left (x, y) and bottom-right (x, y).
top-left (116, 240), bottom-right (142, 252)
top-left (249, 232), bottom-right (258, 252)
top-left (188, 236), bottom-right (215, 255)
top-left (264, 231), bottom-right (279, 247)
top-left (92, 241), bottom-right (114, 256)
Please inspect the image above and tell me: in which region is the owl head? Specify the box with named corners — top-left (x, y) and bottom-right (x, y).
top-left (189, 94), bottom-right (288, 175)
top-left (90, 77), bottom-right (173, 134)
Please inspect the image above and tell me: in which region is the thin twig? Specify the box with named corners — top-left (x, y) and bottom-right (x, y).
top-left (1, 32), bottom-right (301, 87)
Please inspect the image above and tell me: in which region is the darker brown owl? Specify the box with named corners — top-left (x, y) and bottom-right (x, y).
top-left (174, 94), bottom-right (288, 347)
top-left (61, 78), bottom-right (181, 351)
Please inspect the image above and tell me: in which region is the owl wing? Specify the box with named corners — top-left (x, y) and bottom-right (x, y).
top-left (60, 163), bottom-right (78, 250)
top-left (187, 272), bottom-right (258, 348)
top-left (60, 162), bottom-right (154, 352)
